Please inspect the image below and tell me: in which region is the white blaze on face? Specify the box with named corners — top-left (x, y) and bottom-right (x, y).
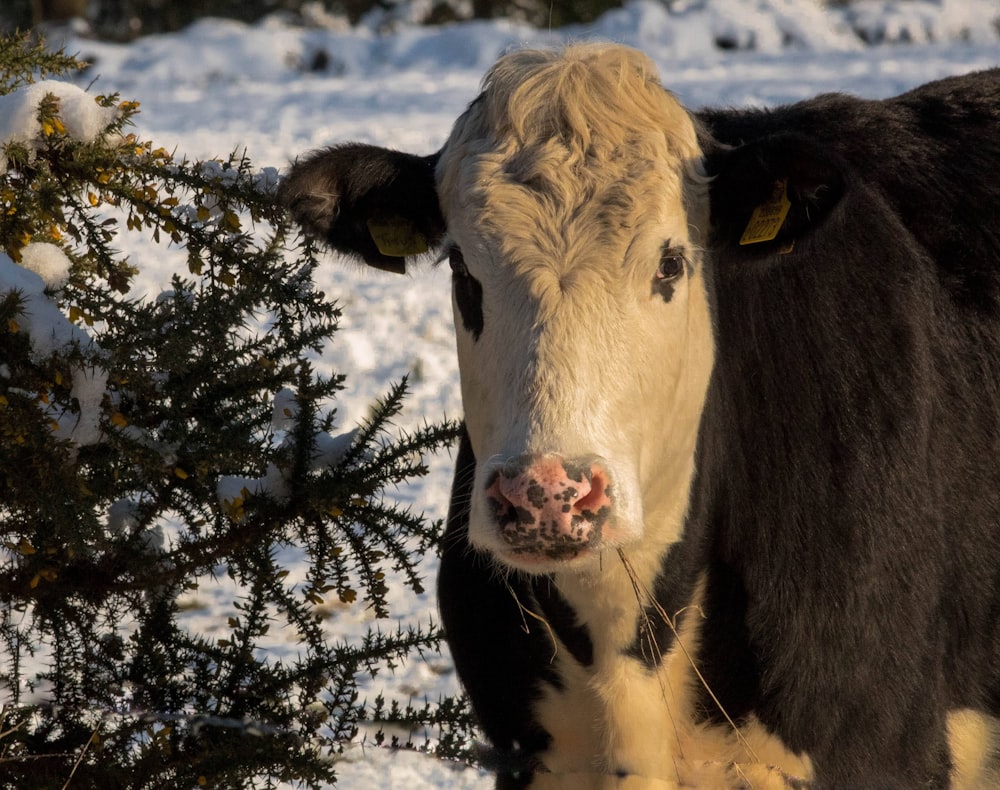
top-left (437, 45), bottom-right (715, 573)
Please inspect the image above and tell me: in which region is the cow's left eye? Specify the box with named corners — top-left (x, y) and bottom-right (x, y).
top-left (657, 246), bottom-right (686, 281)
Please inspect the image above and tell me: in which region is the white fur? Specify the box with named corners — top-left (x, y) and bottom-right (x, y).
top-left (948, 709), bottom-right (1000, 789)
top-left (437, 44), bottom-right (712, 572)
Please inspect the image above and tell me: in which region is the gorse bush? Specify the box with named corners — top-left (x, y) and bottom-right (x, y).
top-left (0, 33), bottom-right (470, 788)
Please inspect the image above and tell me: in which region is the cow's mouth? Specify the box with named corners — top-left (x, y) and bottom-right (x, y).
top-left (506, 533), bottom-right (597, 559)
top-left (497, 509), bottom-right (608, 554)
top-left (495, 543), bottom-right (594, 571)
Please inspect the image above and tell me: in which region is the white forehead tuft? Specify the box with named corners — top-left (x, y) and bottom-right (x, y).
top-left (483, 45), bottom-right (693, 152)
top-left (436, 44), bottom-right (708, 251)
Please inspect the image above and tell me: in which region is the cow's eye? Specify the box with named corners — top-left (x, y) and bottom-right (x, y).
top-left (448, 246), bottom-right (484, 341)
top-left (449, 246), bottom-right (469, 277)
top-left (657, 246), bottom-right (685, 281)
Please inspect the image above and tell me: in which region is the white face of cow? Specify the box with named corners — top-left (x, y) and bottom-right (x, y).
top-left (436, 46), bottom-right (715, 574)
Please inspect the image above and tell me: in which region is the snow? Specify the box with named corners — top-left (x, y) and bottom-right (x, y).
top-left (5, 0), bottom-right (998, 786)
top-left (0, 244), bottom-right (110, 446)
top-left (18, 242), bottom-right (73, 290)
top-left (0, 79), bottom-right (119, 172)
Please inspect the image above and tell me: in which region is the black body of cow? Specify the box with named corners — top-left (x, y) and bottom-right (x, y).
top-left (438, 70), bottom-right (1000, 788)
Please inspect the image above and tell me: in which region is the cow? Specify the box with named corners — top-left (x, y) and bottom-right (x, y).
top-left (280, 44), bottom-right (1000, 789)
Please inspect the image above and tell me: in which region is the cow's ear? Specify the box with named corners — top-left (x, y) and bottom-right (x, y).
top-left (705, 132), bottom-right (845, 255)
top-left (279, 144), bottom-right (444, 274)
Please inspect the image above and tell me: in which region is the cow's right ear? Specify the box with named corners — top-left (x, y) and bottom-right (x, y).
top-left (279, 144), bottom-right (445, 274)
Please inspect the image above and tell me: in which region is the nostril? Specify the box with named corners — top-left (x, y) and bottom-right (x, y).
top-left (486, 474), bottom-right (536, 527)
top-left (494, 474), bottom-right (531, 509)
top-left (486, 475), bottom-right (514, 511)
top-left (573, 466), bottom-right (610, 515)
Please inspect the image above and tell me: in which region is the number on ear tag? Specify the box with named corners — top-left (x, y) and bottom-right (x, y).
top-left (739, 179), bottom-right (791, 245)
top-left (367, 216), bottom-right (429, 257)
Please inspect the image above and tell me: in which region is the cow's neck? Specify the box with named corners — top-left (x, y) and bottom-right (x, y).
top-left (527, 471), bottom-right (708, 781)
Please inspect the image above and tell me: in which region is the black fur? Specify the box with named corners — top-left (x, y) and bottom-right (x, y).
top-left (691, 68), bottom-right (1000, 787)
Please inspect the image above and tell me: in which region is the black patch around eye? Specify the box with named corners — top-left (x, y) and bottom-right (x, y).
top-left (653, 243), bottom-right (687, 302)
top-left (450, 247), bottom-right (484, 341)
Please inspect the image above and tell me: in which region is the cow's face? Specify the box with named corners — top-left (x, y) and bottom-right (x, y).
top-left (433, 47), bottom-right (714, 572)
top-left (280, 44), bottom-right (844, 575)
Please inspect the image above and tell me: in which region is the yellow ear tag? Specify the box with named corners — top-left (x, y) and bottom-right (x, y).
top-left (367, 216), bottom-right (429, 257)
top-left (739, 178), bottom-right (791, 245)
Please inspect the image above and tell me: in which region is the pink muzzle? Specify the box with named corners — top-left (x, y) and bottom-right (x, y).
top-left (485, 453), bottom-right (614, 559)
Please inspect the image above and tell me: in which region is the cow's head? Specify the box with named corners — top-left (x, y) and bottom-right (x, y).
top-left (281, 44), bottom-right (843, 575)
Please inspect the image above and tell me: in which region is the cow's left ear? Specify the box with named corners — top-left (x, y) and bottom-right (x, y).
top-left (279, 144), bottom-right (445, 274)
top-left (705, 132), bottom-right (846, 255)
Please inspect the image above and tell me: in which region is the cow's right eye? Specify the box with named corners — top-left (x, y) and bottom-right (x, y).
top-left (449, 247), bottom-right (469, 277)
top-left (448, 246), bottom-right (484, 341)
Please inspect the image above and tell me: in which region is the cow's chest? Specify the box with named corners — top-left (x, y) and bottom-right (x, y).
top-left (524, 569), bottom-right (813, 789)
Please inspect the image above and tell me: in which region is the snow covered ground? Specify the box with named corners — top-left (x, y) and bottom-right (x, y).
top-left (8, 0), bottom-right (1000, 786)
